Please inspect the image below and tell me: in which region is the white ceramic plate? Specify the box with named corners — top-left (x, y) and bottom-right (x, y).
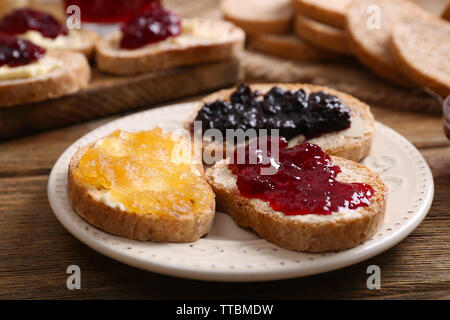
top-left (48, 102), bottom-right (434, 282)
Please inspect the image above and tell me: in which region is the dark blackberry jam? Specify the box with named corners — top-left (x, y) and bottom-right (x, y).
top-left (195, 84), bottom-right (351, 140)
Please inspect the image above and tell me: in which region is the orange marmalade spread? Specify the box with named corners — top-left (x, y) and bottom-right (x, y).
top-left (73, 128), bottom-right (213, 216)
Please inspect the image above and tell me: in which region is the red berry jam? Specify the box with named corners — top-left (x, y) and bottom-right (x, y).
top-left (229, 137), bottom-right (375, 216)
top-left (0, 33), bottom-right (46, 67)
top-left (119, 3), bottom-right (182, 49)
top-left (64, 0), bottom-right (160, 23)
top-left (0, 9), bottom-right (68, 39)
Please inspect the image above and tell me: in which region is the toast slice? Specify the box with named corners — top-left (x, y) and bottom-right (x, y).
top-left (68, 129), bottom-right (216, 242)
top-left (96, 18), bottom-right (245, 75)
top-left (192, 83), bottom-right (374, 163)
top-left (248, 33), bottom-right (337, 61)
top-left (293, 0), bottom-right (351, 29)
top-left (205, 157), bottom-right (387, 252)
top-left (0, 50), bottom-right (90, 107)
top-left (346, 0), bottom-right (429, 87)
top-left (220, 0), bottom-right (293, 35)
top-left (389, 16), bottom-right (450, 97)
top-left (294, 14), bottom-right (351, 55)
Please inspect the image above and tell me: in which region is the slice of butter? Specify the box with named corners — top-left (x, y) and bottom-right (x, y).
top-left (92, 190), bottom-right (127, 212)
top-left (0, 55), bottom-right (63, 80)
top-left (20, 30), bottom-right (85, 49)
top-left (170, 20), bottom-right (223, 46)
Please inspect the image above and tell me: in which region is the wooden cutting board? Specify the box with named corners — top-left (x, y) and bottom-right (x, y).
top-left (0, 59), bottom-right (242, 140)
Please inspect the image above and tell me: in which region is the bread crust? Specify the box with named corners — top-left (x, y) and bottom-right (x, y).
top-left (293, 0), bottom-right (350, 29)
top-left (95, 19), bottom-right (245, 75)
top-left (74, 29), bottom-right (99, 59)
top-left (389, 17), bottom-right (450, 97)
top-left (294, 14), bottom-right (350, 55)
top-left (221, 0), bottom-right (293, 35)
top-left (248, 33), bottom-right (337, 61)
top-left (0, 50), bottom-right (90, 107)
top-left (346, 0), bottom-right (429, 87)
top-left (67, 144), bottom-right (216, 243)
top-left (191, 83), bottom-right (374, 163)
top-left (205, 158), bottom-right (387, 252)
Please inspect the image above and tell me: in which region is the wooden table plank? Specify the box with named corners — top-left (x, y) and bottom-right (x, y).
top-left (371, 107), bottom-right (449, 149)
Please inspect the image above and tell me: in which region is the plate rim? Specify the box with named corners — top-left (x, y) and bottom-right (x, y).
top-left (47, 102), bottom-right (434, 282)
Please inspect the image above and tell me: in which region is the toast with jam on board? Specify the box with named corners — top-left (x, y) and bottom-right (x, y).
top-left (0, 33), bottom-right (90, 107)
top-left (96, 3), bottom-right (245, 75)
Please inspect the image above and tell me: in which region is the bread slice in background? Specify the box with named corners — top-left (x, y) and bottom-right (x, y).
top-left (294, 14), bottom-right (351, 55)
top-left (248, 33), bottom-right (338, 61)
top-left (68, 140), bottom-right (216, 243)
top-left (389, 15), bottom-right (450, 97)
top-left (443, 3), bottom-right (450, 21)
top-left (205, 157), bottom-right (387, 252)
top-left (221, 0), bottom-right (293, 35)
top-left (96, 18), bottom-right (245, 75)
top-left (346, 0), bottom-right (429, 87)
top-left (66, 29), bottom-right (98, 58)
top-left (293, 0), bottom-right (351, 29)
top-left (0, 50), bottom-right (90, 107)
top-left (193, 83), bottom-right (374, 163)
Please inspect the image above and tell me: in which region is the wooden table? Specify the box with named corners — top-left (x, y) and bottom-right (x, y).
top-left (1, 0), bottom-right (449, 300)
top-left (1, 96), bottom-right (449, 300)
